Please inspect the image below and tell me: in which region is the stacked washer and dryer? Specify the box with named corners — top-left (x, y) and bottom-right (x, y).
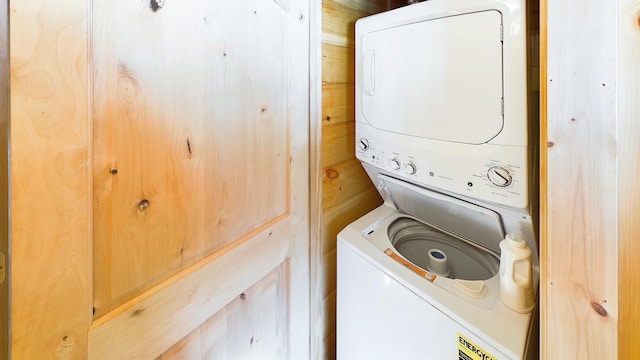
top-left (336, 0), bottom-right (538, 359)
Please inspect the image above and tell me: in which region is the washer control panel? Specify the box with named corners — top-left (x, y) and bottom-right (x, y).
top-left (355, 127), bottom-right (530, 209)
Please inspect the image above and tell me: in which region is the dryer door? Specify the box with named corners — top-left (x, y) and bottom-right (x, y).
top-left (359, 10), bottom-right (503, 145)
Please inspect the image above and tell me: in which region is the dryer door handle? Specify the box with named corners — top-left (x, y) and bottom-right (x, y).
top-left (362, 50), bottom-right (375, 96)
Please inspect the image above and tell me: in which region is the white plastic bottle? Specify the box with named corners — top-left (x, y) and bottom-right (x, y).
top-left (499, 231), bottom-right (535, 313)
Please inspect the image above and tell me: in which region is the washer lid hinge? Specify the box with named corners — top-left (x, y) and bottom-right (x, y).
top-left (377, 178), bottom-right (399, 210)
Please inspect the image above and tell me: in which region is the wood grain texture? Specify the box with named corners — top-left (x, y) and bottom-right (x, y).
top-left (9, 0), bottom-right (312, 358)
top-left (322, 83), bottom-right (355, 125)
top-left (309, 0), bottom-right (325, 359)
top-left (322, 43), bottom-right (355, 84)
top-left (0, 0), bottom-right (8, 355)
top-left (322, 121), bottom-right (356, 167)
top-left (89, 225), bottom-right (291, 359)
top-left (323, 1), bottom-right (374, 45)
top-left (539, 0), bottom-right (549, 357)
top-left (543, 0), bottom-right (618, 358)
top-left (156, 263), bottom-right (289, 360)
top-left (320, 289), bottom-right (337, 360)
top-left (617, 0), bottom-right (640, 357)
top-left (9, 0), bottom-right (91, 358)
top-left (89, 0), bottom-right (311, 358)
top-left (321, 187), bottom-right (381, 256)
top-left (92, 0), bottom-right (290, 317)
top-left (322, 158), bottom-right (376, 211)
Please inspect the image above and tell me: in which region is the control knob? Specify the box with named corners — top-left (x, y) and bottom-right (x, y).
top-left (405, 163), bottom-right (417, 175)
top-left (487, 166), bottom-right (513, 187)
top-left (358, 138), bottom-right (369, 151)
top-left (389, 159), bottom-right (401, 170)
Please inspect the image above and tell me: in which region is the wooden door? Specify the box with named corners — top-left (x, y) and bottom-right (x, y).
top-left (10, 0), bottom-right (311, 358)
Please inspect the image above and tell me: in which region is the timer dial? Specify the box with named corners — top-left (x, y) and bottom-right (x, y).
top-left (358, 138), bottom-right (369, 151)
top-left (390, 159), bottom-right (401, 170)
top-left (487, 166), bottom-right (513, 187)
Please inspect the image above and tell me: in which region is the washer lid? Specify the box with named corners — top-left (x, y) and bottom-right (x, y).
top-left (377, 174), bottom-right (505, 253)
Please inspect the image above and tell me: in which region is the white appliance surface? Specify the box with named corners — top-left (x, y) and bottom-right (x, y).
top-left (337, 202), bottom-right (539, 360)
top-left (361, 10), bottom-right (504, 145)
top-left (355, 0), bottom-right (531, 209)
top-left (338, 0), bottom-right (539, 359)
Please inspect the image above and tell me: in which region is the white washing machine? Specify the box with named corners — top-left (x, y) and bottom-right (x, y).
top-left (337, 0), bottom-right (539, 359)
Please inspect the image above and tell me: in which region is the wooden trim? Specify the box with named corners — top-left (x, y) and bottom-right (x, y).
top-left (310, 0), bottom-right (325, 358)
top-left (0, 0), bottom-right (8, 354)
top-left (617, 0), bottom-right (640, 357)
top-left (538, 0), bottom-right (548, 357)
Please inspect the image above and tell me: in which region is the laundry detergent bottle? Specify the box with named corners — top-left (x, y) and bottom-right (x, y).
top-left (499, 231), bottom-right (535, 313)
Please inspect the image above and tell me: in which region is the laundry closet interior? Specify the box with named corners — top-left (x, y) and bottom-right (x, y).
top-left (2, 0), bottom-right (639, 359)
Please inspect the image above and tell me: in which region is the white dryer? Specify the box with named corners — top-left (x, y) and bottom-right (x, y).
top-left (337, 0), bottom-right (538, 359)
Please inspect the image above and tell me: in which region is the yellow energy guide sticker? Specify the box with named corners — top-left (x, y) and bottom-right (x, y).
top-left (458, 333), bottom-right (497, 360)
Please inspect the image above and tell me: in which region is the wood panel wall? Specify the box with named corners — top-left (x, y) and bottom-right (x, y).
top-left (542, 0), bottom-right (640, 357)
top-left (317, 0), bottom-right (388, 359)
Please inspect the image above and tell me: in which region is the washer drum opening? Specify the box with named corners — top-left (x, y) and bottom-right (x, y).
top-left (388, 217), bottom-right (499, 281)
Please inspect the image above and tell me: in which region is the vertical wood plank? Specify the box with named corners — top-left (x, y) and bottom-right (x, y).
top-left (283, 3), bottom-right (312, 358)
top-left (543, 0), bottom-right (618, 358)
top-left (310, 0), bottom-right (325, 358)
top-left (9, 0), bottom-right (91, 358)
top-left (617, 0), bottom-right (640, 357)
top-left (538, 0), bottom-right (548, 357)
top-left (0, 0), bottom-right (8, 355)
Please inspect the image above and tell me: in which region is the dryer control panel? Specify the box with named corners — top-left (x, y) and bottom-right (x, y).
top-left (356, 123), bottom-right (529, 209)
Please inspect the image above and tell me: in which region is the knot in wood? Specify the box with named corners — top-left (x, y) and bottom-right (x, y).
top-left (325, 169), bottom-right (339, 180)
top-left (591, 302), bottom-right (608, 317)
top-left (138, 199), bottom-right (150, 211)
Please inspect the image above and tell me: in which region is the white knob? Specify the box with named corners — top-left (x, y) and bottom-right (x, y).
top-left (487, 166), bottom-right (512, 187)
top-left (405, 163), bottom-right (417, 175)
top-left (358, 138), bottom-right (369, 151)
top-left (390, 159), bottom-right (401, 170)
